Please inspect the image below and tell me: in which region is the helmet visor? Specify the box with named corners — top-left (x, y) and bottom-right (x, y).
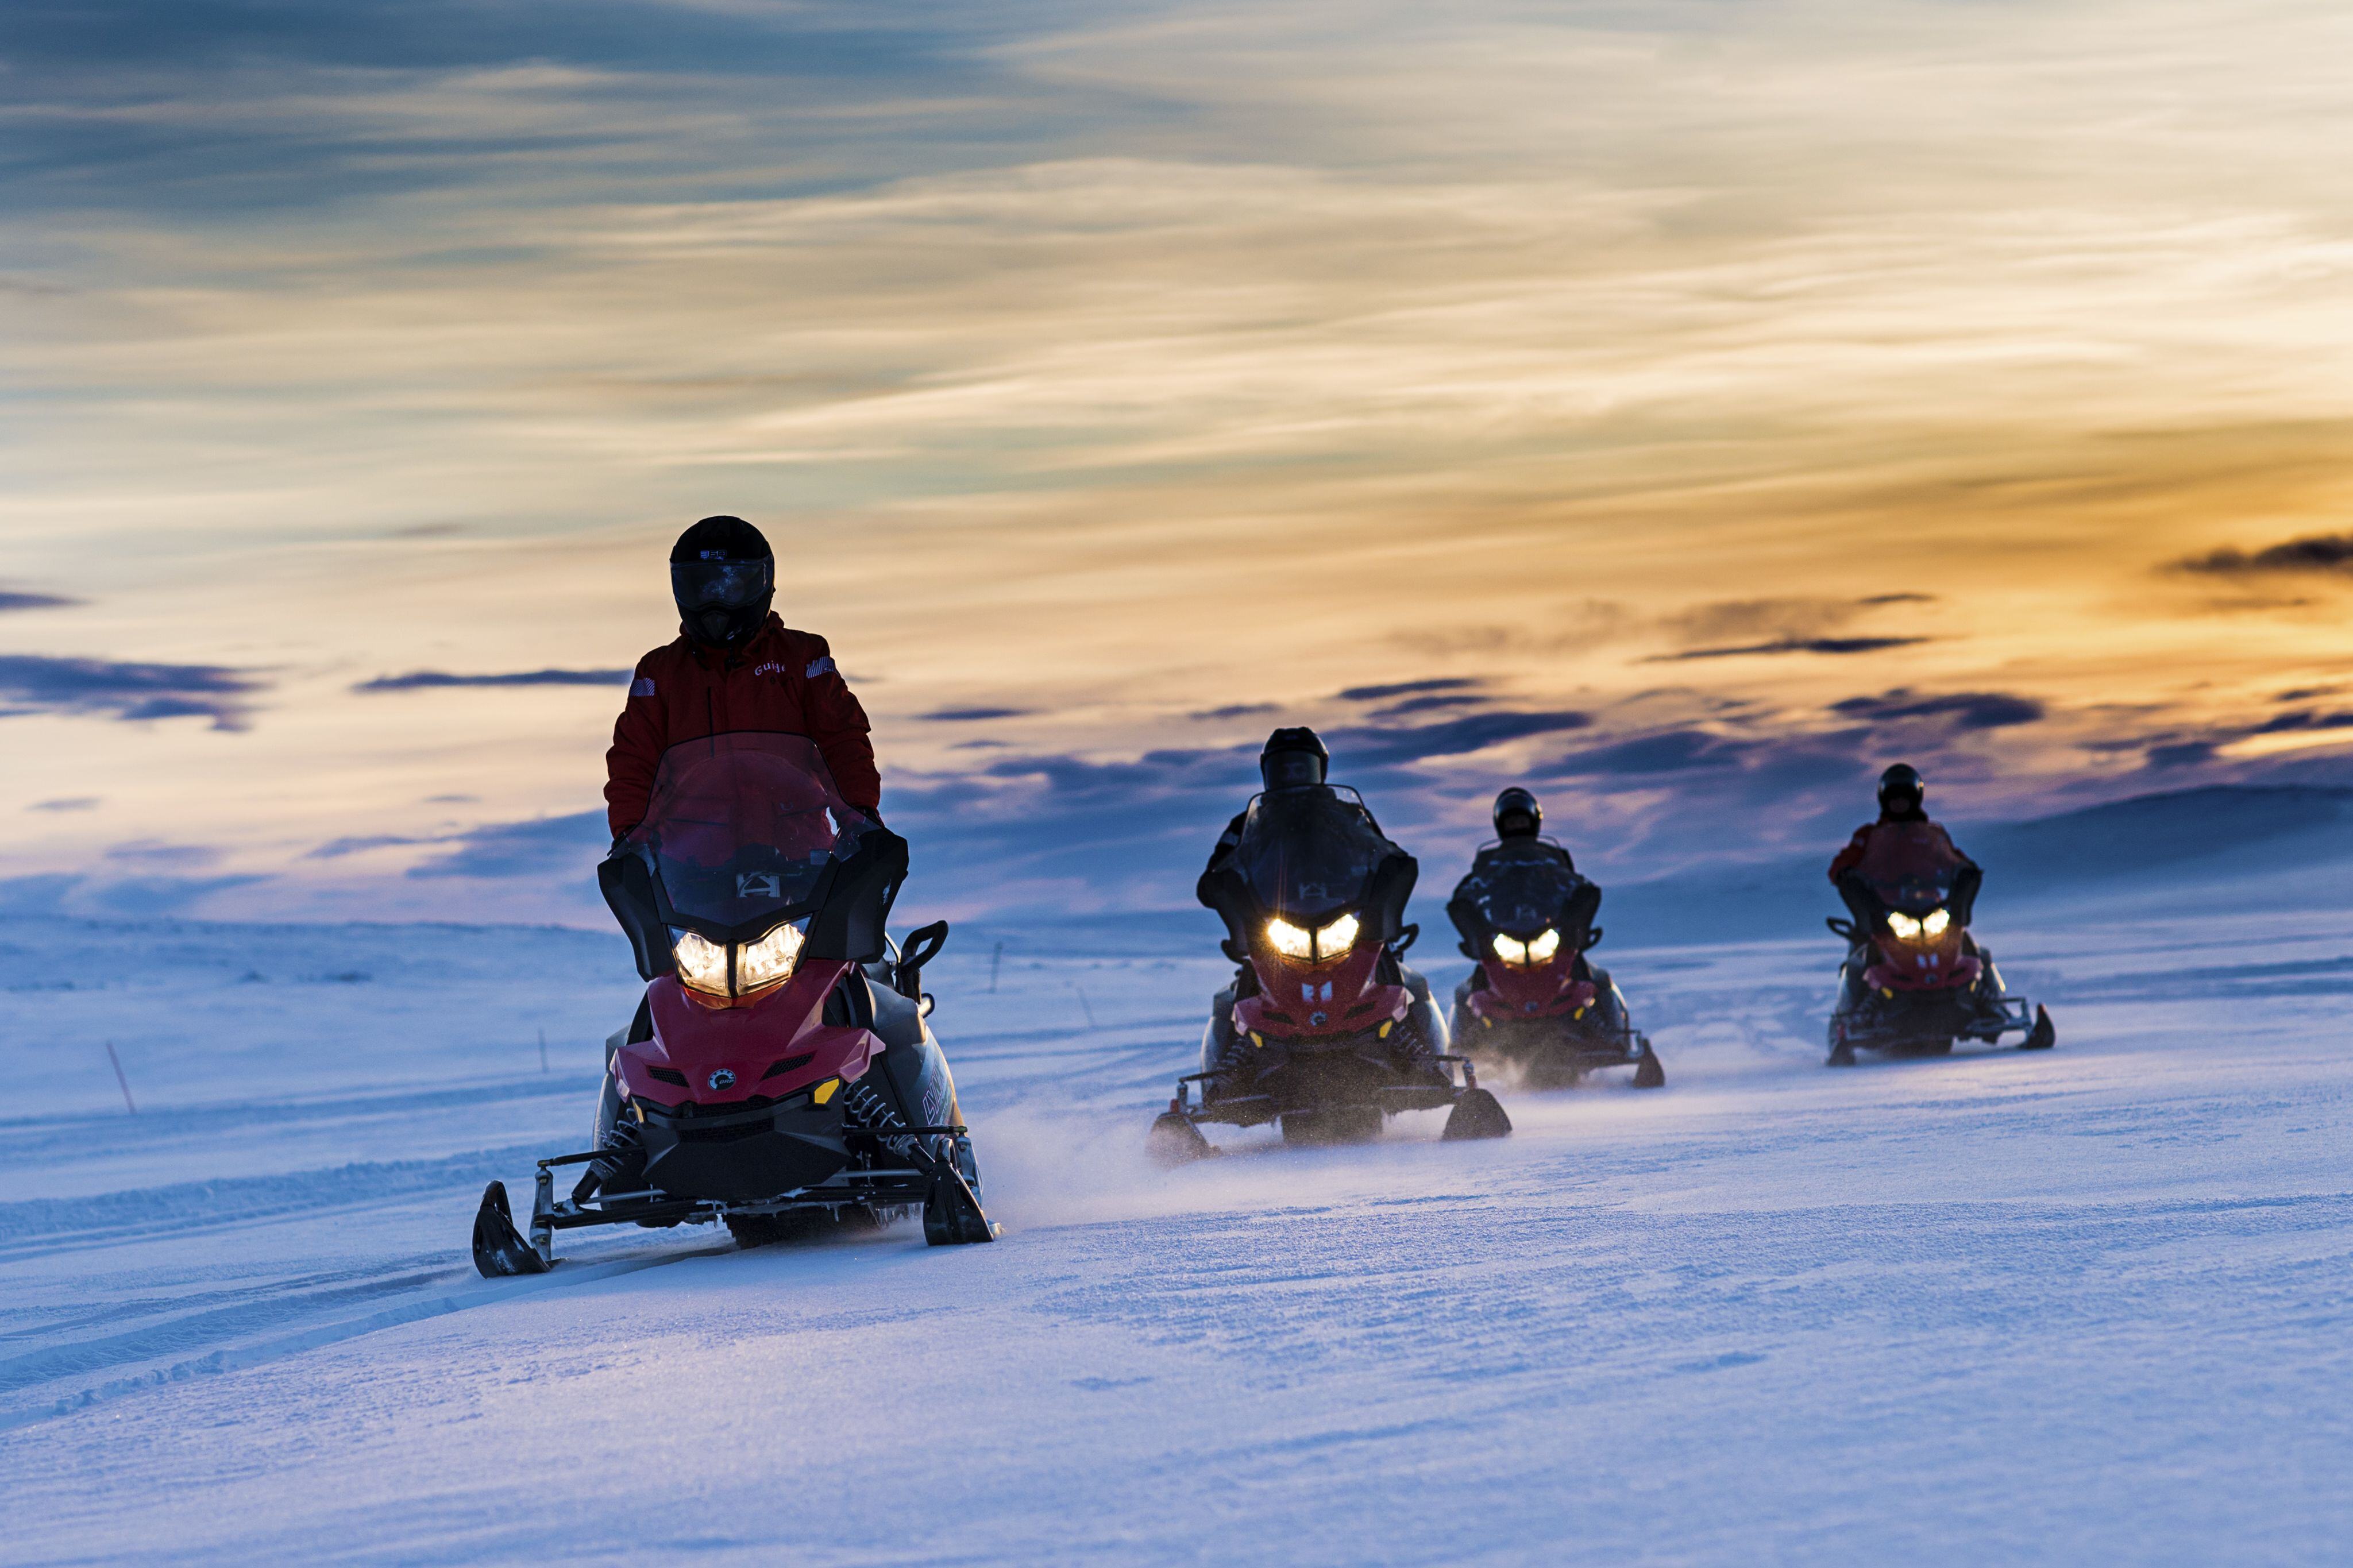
top-left (1262, 751), bottom-right (1326, 790)
top-left (672, 559), bottom-right (772, 612)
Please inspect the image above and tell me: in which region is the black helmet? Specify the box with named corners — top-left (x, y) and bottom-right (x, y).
top-left (1259, 727), bottom-right (1329, 791)
top-left (1877, 762), bottom-right (1925, 819)
top-left (1493, 786), bottom-right (1541, 840)
top-left (670, 515), bottom-right (774, 650)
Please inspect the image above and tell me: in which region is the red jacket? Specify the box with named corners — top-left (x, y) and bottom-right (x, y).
top-left (604, 615), bottom-right (880, 833)
top-left (1828, 817), bottom-right (1973, 883)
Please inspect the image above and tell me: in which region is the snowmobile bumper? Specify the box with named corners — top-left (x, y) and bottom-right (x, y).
top-left (472, 1116), bottom-right (993, 1276)
top-left (1150, 1053), bottom-right (1507, 1161)
top-left (1464, 1014), bottom-right (1655, 1076)
top-left (1830, 987), bottom-right (2047, 1055)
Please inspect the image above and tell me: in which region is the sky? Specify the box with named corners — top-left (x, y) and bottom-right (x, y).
top-left (7, 0), bottom-right (2353, 926)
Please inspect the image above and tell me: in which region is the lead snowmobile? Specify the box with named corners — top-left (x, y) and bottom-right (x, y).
top-left (1446, 837), bottom-right (1664, 1090)
top-left (472, 732), bottom-right (994, 1277)
top-left (1148, 781), bottom-right (1511, 1161)
top-left (1824, 818), bottom-right (2054, 1067)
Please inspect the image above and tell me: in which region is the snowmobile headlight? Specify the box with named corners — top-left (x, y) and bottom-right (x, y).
top-left (1526, 927), bottom-right (1562, 964)
top-left (1314, 913), bottom-right (1359, 959)
top-left (1492, 932), bottom-right (1529, 965)
top-left (1266, 917), bottom-right (1314, 961)
top-left (673, 929), bottom-right (730, 996)
top-left (1922, 907), bottom-right (1951, 938)
top-left (735, 920), bottom-right (806, 994)
top-left (1886, 910), bottom-right (1923, 941)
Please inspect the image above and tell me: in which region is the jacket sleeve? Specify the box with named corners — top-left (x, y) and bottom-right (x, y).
top-left (1197, 811), bottom-right (1248, 906)
top-left (1937, 825), bottom-right (1979, 870)
top-left (796, 636), bottom-right (881, 810)
top-left (604, 656), bottom-right (668, 836)
top-left (1827, 825), bottom-right (1873, 883)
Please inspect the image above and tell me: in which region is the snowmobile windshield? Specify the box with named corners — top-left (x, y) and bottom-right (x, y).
top-left (627, 732), bottom-right (874, 928)
top-left (1230, 787), bottom-right (1392, 924)
top-left (1469, 853), bottom-right (1588, 938)
top-left (1853, 825), bottom-right (1969, 916)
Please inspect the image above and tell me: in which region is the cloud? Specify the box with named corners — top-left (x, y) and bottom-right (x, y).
top-left (1652, 596), bottom-right (1938, 661)
top-left (0, 655), bottom-right (265, 729)
top-left (2173, 535), bottom-right (2353, 576)
top-left (1545, 729), bottom-right (1752, 777)
top-left (105, 839), bottom-right (221, 869)
top-left (2146, 740), bottom-right (2218, 769)
top-left (1190, 704), bottom-right (1280, 721)
top-left (1371, 693), bottom-right (1487, 717)
top-left (354, 668), bottom-right (629, 692)
top-left (1831, 690), bottom-right (2046, 731)
top-left (1336, 678), bottom-right (1484, 703)
top-left (306, 834), bottom-right (428, 859)
top-left (1324, 708), bottom-right (1593, 767)
top-left (0, 590), bottom-right (80, 613)
top-left (28, 797), bottom-right (100, 812)
top-left (80, 874), bottom-right (268, 916)
top-left (2252, 709), bottom-right (2353, 735)
top-left (917, 705), bottom-right (1032, 721)
top-left (1653, 636), bottom-right (1930, 662)
top-left (406, 809), bottom-right (608, 879)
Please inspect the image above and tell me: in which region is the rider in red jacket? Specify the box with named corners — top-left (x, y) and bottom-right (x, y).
top-left (604, 516), bottom-right (880, 836)
top-left (1829, 763), bottom-right (1981, 926)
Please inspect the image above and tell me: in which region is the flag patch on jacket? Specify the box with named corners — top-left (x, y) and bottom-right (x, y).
top-left (630, 677), bottom-right (657, 697)
top-left (804, 656), bottom-right (835, 679)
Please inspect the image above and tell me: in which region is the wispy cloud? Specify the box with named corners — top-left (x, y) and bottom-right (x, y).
top-left (0, 655), bottom-right (265, 729)
top-left (917, 705), bottom-right (1032, 722)
top-left (406, 809), bottom-right (608, 879)
top-left (28, 797), bottom-right (101, 812)
top-left (0, 590), bottom-right (80, 613)
top-left (1654, 636), bottom-right (1930, 662)
top-left (2173, 534), bottom-right (2353, 576)
top-left (1831, 690), bottom-right (2047, 732)
top-left (354, 668), bottom-right (628, 692)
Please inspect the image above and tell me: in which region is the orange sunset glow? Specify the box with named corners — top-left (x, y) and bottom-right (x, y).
top-left (8, 0), bottom-right (2353, 921)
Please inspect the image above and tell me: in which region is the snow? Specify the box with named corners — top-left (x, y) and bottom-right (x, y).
top-left (5, 895), bottom-right (2353, 1563)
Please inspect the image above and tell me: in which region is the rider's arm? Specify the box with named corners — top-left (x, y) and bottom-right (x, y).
top-left (1827, 824), bottom-right (1873, 882)
top-left (604, 654), bottom-right (669, 837)
top-left (796, 636), bottom-right (881, 811)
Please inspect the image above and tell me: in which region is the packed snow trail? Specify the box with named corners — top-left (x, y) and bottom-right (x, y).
top-left (3, 906), bottom-right (2351, 1561)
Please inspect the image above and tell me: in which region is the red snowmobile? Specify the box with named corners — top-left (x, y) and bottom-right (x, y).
top-left (1825, 823), bottom-right (2054, 1066)
top-left (1446, 841), bottom-right (1664, 1090)
top-left (472, 732), bottom-right (993, 1276)
top-left (1148, 785), bottom-right (1511, 1159)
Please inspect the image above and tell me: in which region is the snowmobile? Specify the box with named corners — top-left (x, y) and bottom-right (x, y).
top-left (1148, 786), bottom-right (1511, 1161)
top-left (472, 732), bottom-right (994, 1277)
top-left (1824, 827), bottom-right (2054, 1067)
top-left (1446, 842), bottom-right (1664, 1090)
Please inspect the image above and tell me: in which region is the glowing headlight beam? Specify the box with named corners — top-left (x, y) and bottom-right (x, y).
top-left (1266, 918), bottom-right (1314, 960)
top-left (1923, 907), bottom-right (1951, 937)
top-left (1491, 932), bottom-right (1528, 965)
top-left (673, 929), bottom-right (730, 996)
top-left (1314, 913), bottom-right (1359, 959)
top-left (736, 921), bottom-right (805, 993)
top-left (1886, 911), bottom-right (1923, 941)
top-left (1526, 927), bottom-right (1562, 963)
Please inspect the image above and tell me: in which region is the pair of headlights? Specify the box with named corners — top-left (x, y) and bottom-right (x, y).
top-left (1491, 928), bottom-right (1563, 967)
top-left (673, 921), bottom-right (807, 999)
top-left (1885, 907), bottom-right (1953, 941)
top-left (1264, 912), bottom-right (1360, 964)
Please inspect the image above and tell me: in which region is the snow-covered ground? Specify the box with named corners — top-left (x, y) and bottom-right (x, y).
top-left (5, 898), bottom-right (2352, 1563)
